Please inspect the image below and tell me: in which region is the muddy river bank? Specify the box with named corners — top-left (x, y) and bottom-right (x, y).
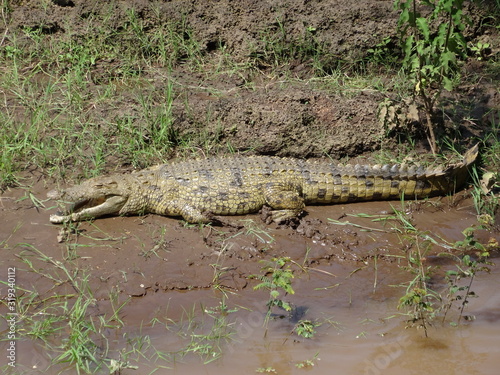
top-left (1, 178), bottom-right (499, 374)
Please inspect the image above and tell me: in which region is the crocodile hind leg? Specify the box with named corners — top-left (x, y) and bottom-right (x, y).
top-left (263, 183), bottom-right (305, 223)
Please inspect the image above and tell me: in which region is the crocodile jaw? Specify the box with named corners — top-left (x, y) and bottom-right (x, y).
top-left (48, 192), bottom-right (128, 223)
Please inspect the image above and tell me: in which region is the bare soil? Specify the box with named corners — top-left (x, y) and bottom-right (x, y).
top-left (4, 0), bottom-right (500, 159)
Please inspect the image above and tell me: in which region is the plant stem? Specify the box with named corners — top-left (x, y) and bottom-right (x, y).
top-left (457, 273), bottom-right (475, 324)
top-left (423, 98), bottom-right (438, 155)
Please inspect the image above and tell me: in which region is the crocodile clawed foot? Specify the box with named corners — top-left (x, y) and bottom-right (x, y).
top-left (260, 205), bottom-right (273, 225)
top-left (270, 209), bottom-right (303, 223)
top-left (201, 212), bottom-right (242, 229)
top-left (260, 206), bottom-right (302, 227)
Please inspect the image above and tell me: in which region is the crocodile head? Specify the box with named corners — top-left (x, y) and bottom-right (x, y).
top-left (48, 175), bottom-right (134, 223)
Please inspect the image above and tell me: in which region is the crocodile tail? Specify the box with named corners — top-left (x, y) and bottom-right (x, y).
top-left (462, 143), bottom-right (479, 167)
top-left (345, 145), bottom-right (479, 202)
top-left (409, 144), bottom-right (479, 198)
top-left (444, 143), bottom-right (479, 193)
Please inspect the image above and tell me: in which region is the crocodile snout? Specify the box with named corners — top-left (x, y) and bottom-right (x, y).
top-left (47, 189), bottom-right (62, 200)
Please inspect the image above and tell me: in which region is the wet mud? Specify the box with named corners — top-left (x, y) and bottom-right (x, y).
top-left (1, 178), bottom-right (499, 374)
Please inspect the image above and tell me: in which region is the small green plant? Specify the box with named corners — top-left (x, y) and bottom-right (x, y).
top-left (396, 237), bottom-right (440, 337)
top-left (443, 254), bottom-right (487, 324)
top-left (367, 36), bottom-right (399, 66)
top-left (389, 206), bottom-right (445, 336)
top-left (295, 352), bottom-right (320, 368)
top-left (440, 225), bottom-right (496, 324)
top-left (256, 367), bottom-right (277, 374)
top-left (469, 41), bottom-right (490, 60)
top-left (294, 319), bottom-right (320, 339)
top-left (398, 285), bottom-right (439, 335)
top-left (251, 257), bottom-right (296, 315)
top-left (453, 225), bottom-right (494, 252)
top-left (394, 0), bottom-right (469, 153)
top-left (250, 257), bottom-right (321, 338)
top-left (389, 205), bottom-right (497, 336)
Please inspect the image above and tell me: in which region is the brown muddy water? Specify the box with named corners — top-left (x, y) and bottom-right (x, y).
top-left (1, 183), bottom-right (499, 374)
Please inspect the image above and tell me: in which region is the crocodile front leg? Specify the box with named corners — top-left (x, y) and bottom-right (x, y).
top-left (263, 182), bottom-right (305, 223)
top-left (160, 199), bottom-right (212, 224)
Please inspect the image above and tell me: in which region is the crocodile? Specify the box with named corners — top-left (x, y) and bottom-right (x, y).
top-left (48, 145), bottom-right (478, 224)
